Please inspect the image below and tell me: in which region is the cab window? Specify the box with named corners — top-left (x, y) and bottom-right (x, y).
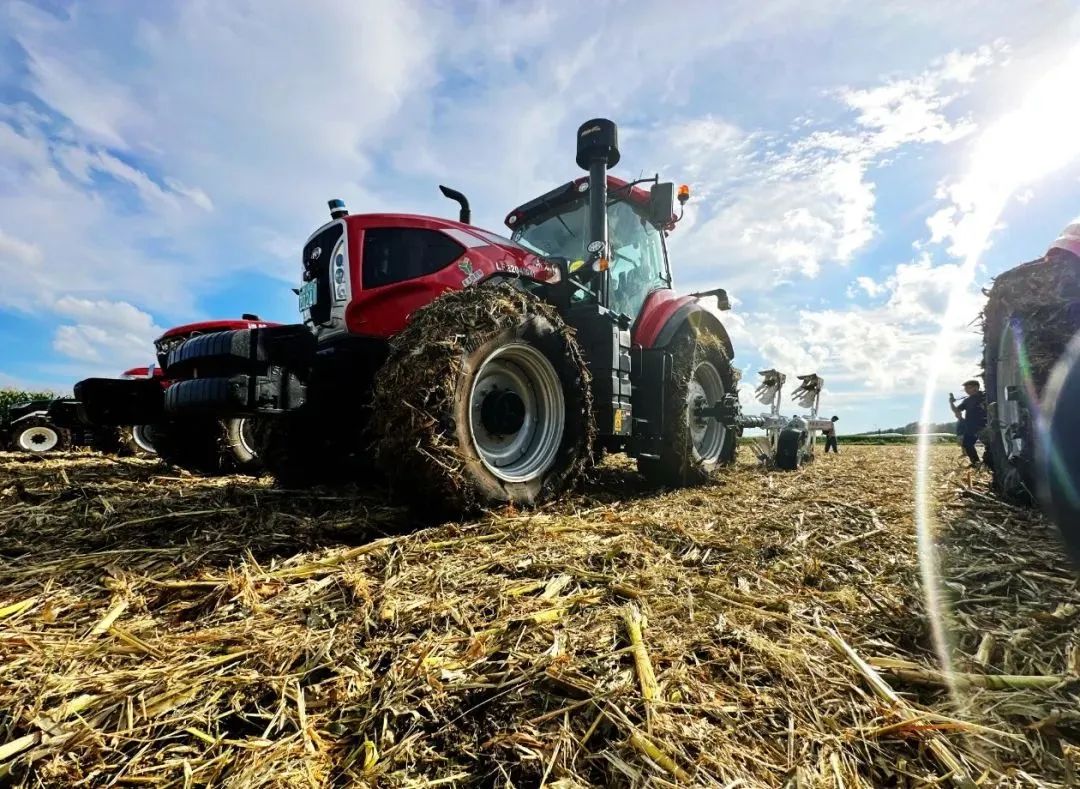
top-left (511, 197), bottom-right (669, 320)
top-left (607, 200), bottom-right (668, 319)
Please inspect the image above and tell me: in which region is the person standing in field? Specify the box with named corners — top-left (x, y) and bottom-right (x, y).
top-left (949, 379), bottom-right (988, 467)
top-left (823, 416), bottom-right (839, 454)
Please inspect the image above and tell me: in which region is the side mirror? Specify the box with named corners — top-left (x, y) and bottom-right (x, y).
top-left (649, 182), bottom-right (675, 226)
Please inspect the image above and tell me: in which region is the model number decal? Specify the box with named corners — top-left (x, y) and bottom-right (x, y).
top-left (495, 259), bottom-right (556, 279)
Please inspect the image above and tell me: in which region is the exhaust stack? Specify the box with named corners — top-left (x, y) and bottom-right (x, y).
top-left (439, 185), bottom-right (471, 224)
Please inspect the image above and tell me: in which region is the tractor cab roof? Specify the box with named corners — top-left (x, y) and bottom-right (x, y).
top-left (504, 175), bottom-right (665, 232)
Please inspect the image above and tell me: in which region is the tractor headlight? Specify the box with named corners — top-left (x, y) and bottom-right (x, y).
top-left (331, 240), bottom-right (347, 301)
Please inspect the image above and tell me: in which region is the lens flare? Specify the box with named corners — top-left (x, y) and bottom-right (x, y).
top-left (915, 43), bottom-right (1080, 706)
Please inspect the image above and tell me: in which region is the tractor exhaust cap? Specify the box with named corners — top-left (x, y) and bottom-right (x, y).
top-left (576, 118), bottom-right (620, 170)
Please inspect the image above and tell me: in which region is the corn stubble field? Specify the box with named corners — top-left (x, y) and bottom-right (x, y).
top-left (0, 445), bottom-right (1077, 787)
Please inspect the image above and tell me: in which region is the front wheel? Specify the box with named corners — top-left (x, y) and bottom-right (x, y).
top-left (12, 417), bottom-right (71, 453)
top-left (637, 326), bottom-right (737, 487)
top-left (95, 425), bottom-right (158, 456)
top-left (372, 284), bottom-right (594, 511)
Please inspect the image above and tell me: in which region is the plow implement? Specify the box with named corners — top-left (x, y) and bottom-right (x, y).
top-left (731, 369), bottom-right (834, 470)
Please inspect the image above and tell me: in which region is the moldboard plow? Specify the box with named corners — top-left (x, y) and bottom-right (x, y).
top-left (733, 369), bottom-right (833, 470)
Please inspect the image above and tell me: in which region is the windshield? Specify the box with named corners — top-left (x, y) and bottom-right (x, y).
top-left (511, 197), bottom-right (669, 319)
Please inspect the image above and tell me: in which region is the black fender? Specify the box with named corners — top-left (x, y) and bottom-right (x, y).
top-left (654, 301), bottom-right (734, 359)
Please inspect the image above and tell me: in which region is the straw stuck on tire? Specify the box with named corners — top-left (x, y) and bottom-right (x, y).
top-left (982, 248), bottom-right (1080, 503)
top-left (637, 325), bottom-right (737, 486)
top-left (372, 283), bottom-right (594, 510)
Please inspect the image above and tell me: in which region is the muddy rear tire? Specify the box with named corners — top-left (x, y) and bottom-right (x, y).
top-left (372, 284), bottom-right (593, 511)
top-left (637, 325), bottom-right (737, 487)
top-left (983, 309), bottom-right (1037, 503)
top-left (982, 249), bottom-right (1080, 504)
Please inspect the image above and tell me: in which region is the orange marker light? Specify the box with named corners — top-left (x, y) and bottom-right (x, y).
top-left (678, 184), bottom-right (691, 204)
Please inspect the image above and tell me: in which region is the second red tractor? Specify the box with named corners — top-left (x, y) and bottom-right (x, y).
top-left (77, 317), bottom-right (276, 473)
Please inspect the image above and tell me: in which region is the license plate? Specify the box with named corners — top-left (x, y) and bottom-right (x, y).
top-left (298, 280), bottom-right (318, 310)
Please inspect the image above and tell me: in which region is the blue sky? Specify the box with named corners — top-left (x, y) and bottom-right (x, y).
top-left (1, 1), bottom-right (1078, 433)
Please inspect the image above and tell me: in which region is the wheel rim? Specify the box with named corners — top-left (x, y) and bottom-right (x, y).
top-left (18, 426), bottom-right (59, 452)
top-left (997, 320), bottom-right (1024, 460)
top-left (132, 424), bottom-right (157, 454)
top-left (468, 343), bottom-right (565, 483)
top-left (687, 359), bottom-right (726, 461)
top-left (237, 418), bottom-right (257, 456)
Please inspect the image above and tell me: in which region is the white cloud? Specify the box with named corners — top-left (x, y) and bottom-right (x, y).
top-left (665, 45), bottom-right (1002, 293)
top-left (838, 45), bottom-right (998, 149)
top-left (51, 297), bottom-right (163, 368)
top-left (0, 227), bottom-right (42, 266)
top-left (851, 276), bottom-right (885, 297)
top-left (739, 254), bottom-right (985, 404)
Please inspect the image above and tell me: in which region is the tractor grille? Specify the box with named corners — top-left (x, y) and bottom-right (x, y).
top-left (302, 224), bottom-right (343, 325)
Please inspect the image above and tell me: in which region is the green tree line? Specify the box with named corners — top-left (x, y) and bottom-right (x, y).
top-left (857, 421), bottom-right (956, 435)
top-left (0, 389), bottom-right (59, 424)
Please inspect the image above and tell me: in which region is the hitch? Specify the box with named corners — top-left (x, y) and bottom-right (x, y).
top-left (693, 393), bottom-right (742, 425)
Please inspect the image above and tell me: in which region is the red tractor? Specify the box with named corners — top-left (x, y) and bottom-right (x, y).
top-left (81, 119), bottom-right (742, 507)
top-left (75, 317), bottom-right (277, 473)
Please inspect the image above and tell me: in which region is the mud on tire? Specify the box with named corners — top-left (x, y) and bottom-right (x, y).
top-left (982, 248), bottom-right (1080, 504)
top-left (637, 325), bottom-right (738, 487)
top-left (372, 284), bottom-right (594, 511)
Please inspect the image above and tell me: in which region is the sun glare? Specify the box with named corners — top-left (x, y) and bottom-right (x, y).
top-left (915, 42), bottom-right (1080, 706)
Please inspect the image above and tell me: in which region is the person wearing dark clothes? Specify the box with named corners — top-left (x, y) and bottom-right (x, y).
top-left (823, 415), bottom-right (839, 453)
top-left (950, 379), bottom-right (988, 466)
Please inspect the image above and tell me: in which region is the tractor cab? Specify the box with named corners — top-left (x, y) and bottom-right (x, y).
top-left (505, 175), bottom-right (678, 324)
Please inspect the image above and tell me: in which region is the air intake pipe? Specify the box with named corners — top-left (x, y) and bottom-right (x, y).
top-left (576, 118), bottom-right (620, 304)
